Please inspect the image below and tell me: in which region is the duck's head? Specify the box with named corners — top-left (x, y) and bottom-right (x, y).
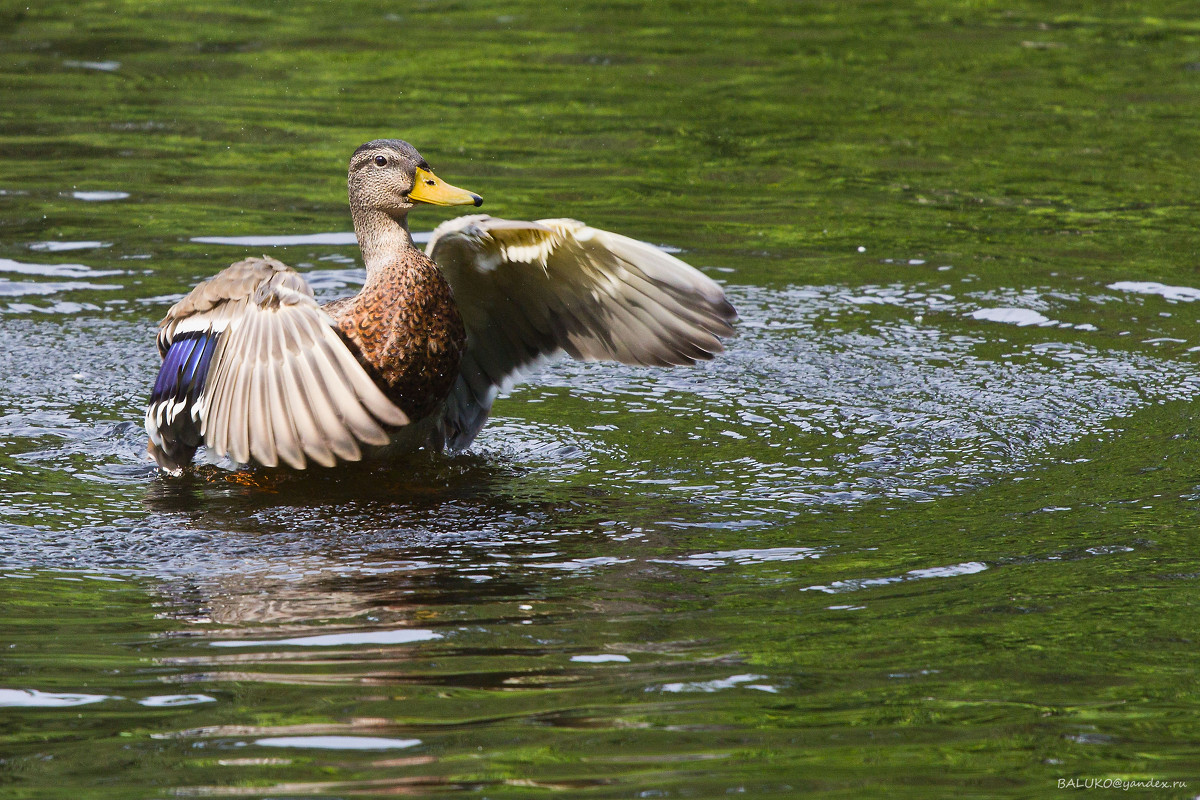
top-left (348, 139), bottom-right (482, 218)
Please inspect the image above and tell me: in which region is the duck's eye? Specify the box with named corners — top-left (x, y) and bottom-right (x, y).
top-left (373, 155), bottom-right (388, 167)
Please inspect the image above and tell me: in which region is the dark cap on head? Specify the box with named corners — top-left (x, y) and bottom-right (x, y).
top-left (352, 139), bottom-right (428, 168)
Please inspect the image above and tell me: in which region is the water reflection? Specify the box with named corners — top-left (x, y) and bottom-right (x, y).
top-left (61, 60), bottom-right (120, 72)
top-left (70, 190), bottom-right (129, 201)
top-left (0, 257), bottom-right (123, 278)
top-left (211, 629), bottom-right (442, 648)
top-left (253, 735), bottom-right (421, 750)
top-left (0, 689), bottom-right (113, 707)
top-left (191, 232), bottom-right (365, 247)
top-left (139, 694), bottom-right (217, 707)
top-left (1108, 280), bottom-right (1200, 302)
top-left (28, 241), bottom-right (112, 252)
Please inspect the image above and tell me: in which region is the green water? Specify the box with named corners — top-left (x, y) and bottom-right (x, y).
top-left (2, 1), bottom-right (1200, 797)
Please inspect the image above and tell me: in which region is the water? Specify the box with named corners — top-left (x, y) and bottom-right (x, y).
top-left (3, 2), bottom-right (1200, 797)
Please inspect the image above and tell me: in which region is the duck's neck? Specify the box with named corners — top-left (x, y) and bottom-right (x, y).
top-left (350, 203), bottom-right (419, 288)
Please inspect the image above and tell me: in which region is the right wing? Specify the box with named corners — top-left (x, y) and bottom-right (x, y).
top-left (427, 215), bottom-right (737, 451)
top-left (145, 256), bottom-right (408, 473)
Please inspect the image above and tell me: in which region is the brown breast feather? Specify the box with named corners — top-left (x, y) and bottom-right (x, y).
top-left (325, 253), bottom-right (466, 422)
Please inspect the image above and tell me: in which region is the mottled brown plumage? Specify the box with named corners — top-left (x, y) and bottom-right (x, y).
top-left (145, 138), bottom-right (736, 473)
top-left (325, 255), bottom-right (466, 422)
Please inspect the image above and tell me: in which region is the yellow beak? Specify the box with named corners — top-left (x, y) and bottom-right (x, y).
top-left (410, 167), bottom-right (482, 207)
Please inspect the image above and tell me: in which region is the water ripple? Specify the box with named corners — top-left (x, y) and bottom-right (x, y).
top-left (0, 278), bottom-right (1197, 579)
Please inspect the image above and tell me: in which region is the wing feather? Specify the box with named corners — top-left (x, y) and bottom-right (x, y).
top-left (266, 354), bottom-right (305, 469)
top-left (275, 309), bottom-right (339, 468)
top-left (227, 308), bottom-right (259, 465)
top-left (281, 350), bottom-right (336, 468)
top-left (205, 335), bottom-right (238, 459)
top-left (295, 338), bottom-right (362, 463)
top-left (248, 315), bottom-right (278, 467)
top-left (310, 334), bottom-right (389, 447)
top-left (427, 215), bottom-right (737, 451)
top-left (145, 256), bottom-right (409, 472)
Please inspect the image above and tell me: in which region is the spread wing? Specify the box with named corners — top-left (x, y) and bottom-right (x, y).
top-left (427, 215), bottom-right (737, 451)
top-left (145, 256), bottom-right (408, 473)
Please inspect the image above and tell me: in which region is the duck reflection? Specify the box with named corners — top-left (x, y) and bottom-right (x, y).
top-left (134, 450), bottom-right (721, 800)
top-left (160, 566), bottom-right (534, 627)
top-left (141, 449), bottom-right (611, 627)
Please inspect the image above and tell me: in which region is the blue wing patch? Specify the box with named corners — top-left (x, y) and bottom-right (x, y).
top-left (150, 331), bottom-right (218, 407)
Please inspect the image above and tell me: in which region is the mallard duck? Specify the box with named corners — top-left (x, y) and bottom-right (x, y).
top-left (145, 139), bottom-right (736, 472)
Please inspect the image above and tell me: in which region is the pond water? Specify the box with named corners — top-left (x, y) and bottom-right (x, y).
top-left (2, 3), bottom-right (1200, 797)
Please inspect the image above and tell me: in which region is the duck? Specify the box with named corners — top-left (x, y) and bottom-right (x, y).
top-left (145, 139), bottom-right (737, 473)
